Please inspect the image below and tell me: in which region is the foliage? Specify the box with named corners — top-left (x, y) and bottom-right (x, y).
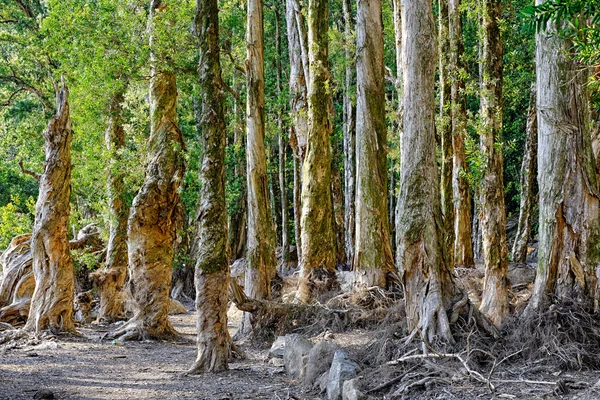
top-left (0, 195), bottom-right (34, 250)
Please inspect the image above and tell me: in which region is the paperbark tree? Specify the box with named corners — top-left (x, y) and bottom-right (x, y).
top-left (525, 5), bottom-right (600, 315)
top-left (109, 0), bottom-right (185, 341)
top-left (296, 0), bottom-right (337, 303)
top-left (93, 90), bottom-right (128, 322)
top-left (396, 0), bottom-right (455, 342)
top-left (439, 0), bottom-right (454, 268)
top-left (353, 0), bottom-right (394, 288)
top-left (479, 0), bottom-right (509, 326)
top-left (449, 0), bottom-right (473, 268)
top-left (342, 0), bottom-right (355, 268)
top-left (511, 86), bottom-right (537, 264)
top-left (187, 0), bottom-right (230, 373)
top-left (243, 0), bottom-right (277, 333)
top-left (23, 81), bottom-right (75, 334)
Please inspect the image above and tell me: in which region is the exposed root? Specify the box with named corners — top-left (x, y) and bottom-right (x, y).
top-left (103, 319), bottom-right (178, 342)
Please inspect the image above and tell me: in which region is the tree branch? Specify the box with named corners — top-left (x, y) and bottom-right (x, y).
top-left (0, 75), bottom-right (52, 111)
top-left (18, 160), bottom-right (40, 181)
top-left (223, 39), bottom-right (246, 77)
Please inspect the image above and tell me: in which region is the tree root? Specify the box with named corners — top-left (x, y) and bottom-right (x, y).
top-left (103, 319), bottom-right (178, 342)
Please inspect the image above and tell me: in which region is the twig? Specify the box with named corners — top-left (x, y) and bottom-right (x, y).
top-left (491, 379), bottom-right (557, 386)
top-left (366, 365), bottom-right (419, 393)
top-left (18, 159), bottom-right (40, 181)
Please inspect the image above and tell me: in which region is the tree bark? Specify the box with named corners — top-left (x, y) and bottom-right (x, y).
top-left (449, 0), bottom-right (474, 268)
top-left (94, 90), bottom-right (128, 322)
top-left (23, 81), bottom-right (75, 334)
top-left (353, 0), bottom-right (394, 288)
top-left (525, 7), bottom-right (600, 315)
top-left (242, 0), bottom-right (277, 333)
top-left (188, 0), bottom-right (230, 374)
top-left (438, 0), bottom-right (454, 270)
top-left (396, 0), bottom-right (455, 342)
top-left (511, 86), bottom-right (537, 264)
top-left (296, 0), bottom-right (337, 303)
top-left (109, 0), bottom-right (185, 341)
top-left (478, 0), bottom-right (509, 326)
top-left (342, 0), bottom-right (355, 269)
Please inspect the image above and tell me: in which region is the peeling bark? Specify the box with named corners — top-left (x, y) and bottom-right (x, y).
top-left (396, 0), bottom-right (456, 342)
top-left (23, 82), bottom-right (75, 334)
top-left (449, 0), bottom-right (474, 268)
top-left (296, 0), bottom-right (337, 303)
top-left (354, 0), bottom-right (394, 289)
top-left (511, 86), bottom-right (537, 264)
top-left (188, 0), bottom-right (230, 374)
top-left (479, 0), bottom-right (509, 327)
top-left (525, 7), bottom-right (600, 315)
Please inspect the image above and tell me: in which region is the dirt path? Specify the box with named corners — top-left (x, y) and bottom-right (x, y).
top-left (0, 313), bottom-right (307, 400)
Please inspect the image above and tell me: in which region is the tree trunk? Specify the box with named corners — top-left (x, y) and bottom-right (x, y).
top-left (331, 143), bottom-right (346, 265)
top-left (479, 0), bottom-right (509, 327)
top-left (353, 0), bottom-right (394, 288)
top-left (438, 0), bottom-right (454, 269)
top-left (109, 0), bottom-right (185, 341)
top-left (188, 0), bottom-right (230, 374)
top-left (511, 86), bottom-right (537, 264)
top-left (242, 0), bottom-right (277, 333)
top-left (396, 0), bottom-right (455, 342)
top-left (449, 0), bottom-right (473, 268)
top-left (296, 0), bottom-right (337, 303)
top-left (342, 0), bottom-right (356, 269)
top-left (286, 0), bottom-right (308, 264)
top-left (23, 82), bottom-right (75, 334)
top-left (275, 3), bottom-right (290, 267)
top-left (95, 90), bottom-right (128, 322)
top-left (525, 7), bottom-right (600, 315)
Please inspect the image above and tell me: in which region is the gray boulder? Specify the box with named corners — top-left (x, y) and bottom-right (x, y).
top-left (343, 378), bottom-right (366, 400)
top-left (327, 350), bottom-right (361, 400)
top-left (283, 334), bottom-right (314, 379)
top-left (304, 340), bottom-right (339, 387)
top-left (269, 335), bottom-right (288, 359)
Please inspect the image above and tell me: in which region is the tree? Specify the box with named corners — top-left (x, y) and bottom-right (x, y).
top-left (296, 0), bottom-right (337, 303)
top-left (242, 0), bottom-right (277, 333)
top-left (448, 0), bottom-right (474, 268)
top-left (479, 0), bottom-right (509, 326)
top-left (108, 0), bottom-right (185, 341)
top-left (396, 0), bottom-right (455, 342)
top-left (525, 0), bottom-right (600, 315)
top-left (353, 0), bottom-right (394, 288)
top-left (23, 81), bottom-right (75, 334)
top-left (187, 0), bottom-right (230, 373)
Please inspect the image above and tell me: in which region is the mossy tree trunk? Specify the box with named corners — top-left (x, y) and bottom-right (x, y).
top-left (286, 0), bottom-right (309, 264)
top-left (511, 86), bottom-right (537, 264)
top-left (396, 0), bottom-right (455, 342)
top-left (23, 81), bottom-right (75, 334)
top-left (353, 0), bottom-right (394, 288)
top-left (188, 0), bottom-right (230, 374)
top-left (242, 0), bottom-right (277, 333)
top-left (479, 0), bottom-right (509, 327)
top-left (109, 0), bottom-right (185, 341)
top-left (296, 0), bottom-right (337, 303)
top-left (342, 0), bottom-right (355, 269)
top-left (449, 0), bottom-right (474, 268)
top-left (94, 90), bottom-right (128, 322)
top-left (525, 6), bottom-right (600, 315)
top-left (438, 0), bottom-right (454, 270)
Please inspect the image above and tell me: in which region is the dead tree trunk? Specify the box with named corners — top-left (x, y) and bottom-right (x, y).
top-left (93, 90), bottom-right (128, 322)
top-left (187, 0), bottom-right (230, 374)
top-left (511, 86), bottom-right (537, 264)
top-left (296, 0), bottom-right (337, 303)
top-left (109, 0), bottom-right (185, 341)
top-left (342, 0), bottom-right (355, 269)
top-left (479, 0), bottom-right (509, 327)
top-left (242, 0), bottom-right (277, 334)
top-left (396, 0), bottom-right (456, 342)
top-left (525, 6), bottom-right (600, 315)
top-left (354, 0), bottom-right (394, 288)
top-left (449, 0), bottom-right (474, 268)
top-left (23, 81), bottom-right (75, 334)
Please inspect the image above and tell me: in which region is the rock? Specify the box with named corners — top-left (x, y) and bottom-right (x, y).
top-left (31, 341), bottom-right (58, 351)
top-left (269, 335), bottom-right (288, 359)
top-left (336, 271), bottom-right (354, 293)
top-left (316, 371), bottom-right (329, 394)
top-left (268, 357), bottom-right (285, 367)
top-left (229, 258), bottom-right (247, 287)
top-left (283, 334), bottom-right (314, 379)
top-left (33, 389), bottom-right (54, 399)
top-left (304, 340), bottom-right (339, 388)
top-left (343, 378), bottom-right (366, 400)
top-left (168, 298), bottom-right (188, 315)
top-left (327, 350), bottom-right (361, 400)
